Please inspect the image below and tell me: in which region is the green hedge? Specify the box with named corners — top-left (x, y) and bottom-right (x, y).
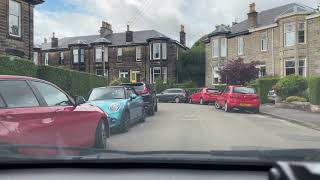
top-left (0, 56), bottom-right (38, 77)
top-left (275, 75), bottom-right (308, 99)
top-left (309, 77), bottom-right (320, 105)
top-left (1, 56), bottom-right (108, 98)
top-left (256, 77), bottom-right (280, 104)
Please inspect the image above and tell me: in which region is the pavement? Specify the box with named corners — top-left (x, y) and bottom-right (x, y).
top-left (108, 103), bottom-right (320, 152)
top-left (260, 104), bottom-right (320, 131)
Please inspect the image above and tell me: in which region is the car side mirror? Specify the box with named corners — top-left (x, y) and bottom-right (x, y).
top-left (130, 94), bottom-right (137, 101)
top-left (74, 96), bottom-right (86, 106)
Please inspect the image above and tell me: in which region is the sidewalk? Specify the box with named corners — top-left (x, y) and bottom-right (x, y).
top-left (260, 104), bottom-right (320, 131)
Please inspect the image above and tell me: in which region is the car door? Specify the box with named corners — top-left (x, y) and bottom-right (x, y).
top-left (0, 80), bottom-right (58, 147)
top-left (126, 88), bottom-right (139, 121)
top-left (220, 87), bottom-right (231, 106)
top-left (131, 89), bottom-right (144, 122)
top-left (29, 80), bottom-right (93, 147)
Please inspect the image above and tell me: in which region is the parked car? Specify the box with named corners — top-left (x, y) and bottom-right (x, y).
top-left (87, 86), bottom-right (145, 133)
top-left (157, 88), bottom-right (190, 103)
top-left (215, 85), bottom-right (260, 113)
top-left (190, 88), bottom-right (220, 105)
top-left (121, 82), bottom-right (157, 116)
top-left (0, 75), bottom-right (110, 153)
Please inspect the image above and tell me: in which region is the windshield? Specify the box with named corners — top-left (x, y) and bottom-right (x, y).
top-left (1, 0), bottom-right (320, 164)
top-left (89, 87), bottom-right (126, 101)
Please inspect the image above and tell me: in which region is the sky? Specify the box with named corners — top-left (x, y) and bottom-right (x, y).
top-left (34, 0), bottom-right (319, 47)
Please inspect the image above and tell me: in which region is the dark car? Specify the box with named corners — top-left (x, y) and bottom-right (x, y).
top-left (157, 88), bottom-right (190, 103)
top-left (121, 82), bottom-right (157, 116)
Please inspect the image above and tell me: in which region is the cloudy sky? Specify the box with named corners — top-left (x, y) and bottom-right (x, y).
top-left (34, 0), bottom-right (319, 47)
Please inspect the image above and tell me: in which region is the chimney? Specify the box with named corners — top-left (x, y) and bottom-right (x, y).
top-left (247, 3), bottom-right (258, 28)
top-left (51, 32), bottom-right (58, 48)
top-left (100, 21), bottom-right (113, 37)
top-left (126, 24), bottom-right (133, 42)
top-left (180, 25), bottom-right (186, 46)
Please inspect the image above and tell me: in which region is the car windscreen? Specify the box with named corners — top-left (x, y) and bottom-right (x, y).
top-left (233, 87), bottom-right (256, 94)
top-left (89, 87), bottom-right (126, 101)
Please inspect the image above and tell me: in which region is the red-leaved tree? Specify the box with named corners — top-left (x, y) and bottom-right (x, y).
top-left (219, 58), bottom-right (259, 85)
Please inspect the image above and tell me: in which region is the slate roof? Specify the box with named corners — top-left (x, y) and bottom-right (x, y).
top-left (40, 30), bottom-right (182, 50)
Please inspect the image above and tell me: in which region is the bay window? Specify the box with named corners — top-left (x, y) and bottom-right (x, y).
top-left (59, 52), bottom-right (64, 65)
top-left (284, 23), bottom-right (296, 47)
top-left (162, 67), bottom-right (168, 83)
top-left (299, 59), bottom-right (306, 77)
top-left (212, 39), bottom-right (219, 58)
top-left (95, 47), bottom-right (102, 62)
top-left (117, 48), bottom-right (123, 62)
top-left (45, 53), bottom-right (49, 66)
top-left (153, 67), bottom-right (161, 83)
top-left (256, 65), bottom-right (266, 77)
top-left (73, 49), bottom-right (79, 64)
top-left (212, 67), bottom-right (220, 84)
top-left (285, 59), bottom-right (295, 76)
top-left (9, 0), bottom-right (21, 37)
top-left (237, 37), bottom-right (244, 55)
top-left (220, 38), bottom-right (227, 57)
top-left (260, 32), bottom-right (268, 51)
top-left (33, 52), bottom-right (39, 65)
top-left (298, 22), bottom-right (306, 44)
top-left (136, 47), bottom-right (142, 61)
top-left (162, 43), bottom-right (167, 59)
top-left (153, 43), bottom-right (161, 60)
top-left (80, 49), bottom-right (85, 63)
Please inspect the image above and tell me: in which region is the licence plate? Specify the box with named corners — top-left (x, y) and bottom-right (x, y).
top-left (240, 103), bottom-right (252, 107)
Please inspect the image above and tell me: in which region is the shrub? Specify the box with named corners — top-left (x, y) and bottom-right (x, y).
top-left (0, 56), bottom-right (38, 77)
top-left (176, 81), bottom-right (194, 88)
top-left (275, 75), bottom-right (308, 99)
top-left (286, 96), bottom-right (307, 103)
top-left (256, 77), bottom-right (280, 104)
top-left (308, 77), bottom-right (320, 105)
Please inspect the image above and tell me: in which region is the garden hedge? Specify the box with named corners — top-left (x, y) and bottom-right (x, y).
top-left (308, 77), bottom-right (320, 105)
top-left (275, 75), bottom-right (308, 99)
top-left (0, 56), bottom-right (108, 98)
top-left (256, 77), bottom-right (280, 104)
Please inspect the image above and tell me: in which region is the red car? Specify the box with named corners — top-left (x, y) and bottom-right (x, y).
top-left (0, 75), bottom-right (110, 154)
top-left (190, 88), bottom-right (220, 105)
top-left (215, 85), bottom-right (260, 113)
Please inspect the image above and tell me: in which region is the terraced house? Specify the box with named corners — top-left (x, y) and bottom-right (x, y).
top-left (0, 0), bottom-right (44, 59)
top-left (205, 3), bottom-right (320, 86)
top-left (35, 22), bottom-right (187, 84)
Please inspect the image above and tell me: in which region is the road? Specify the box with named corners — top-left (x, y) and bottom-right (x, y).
top-left (108, 103), bottom-right (320, 151)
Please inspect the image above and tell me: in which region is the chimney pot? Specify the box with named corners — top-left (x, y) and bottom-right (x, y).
top-left (51, 32), bottom-right (58, 48)
top-left (180, 25), bottom-right (185, 32)
top-left (249, 2), bottom-right (256, 13)
top-left (180, 25), bottom-right (186, 46)
top-left (127, 24), bottom-right (130, 31)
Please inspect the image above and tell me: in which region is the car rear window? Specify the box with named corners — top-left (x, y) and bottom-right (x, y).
top-left (233, 87), bottom-right (256, 94)
top-left (123, 83), bottom-right (145, 91)
top-left (207, 89), bottom-right (219, 93)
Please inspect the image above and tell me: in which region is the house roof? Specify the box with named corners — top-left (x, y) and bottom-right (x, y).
top-left (25, 0), bottom-right (44, 5)
top-left (40, 30), bottom-right (186, 50)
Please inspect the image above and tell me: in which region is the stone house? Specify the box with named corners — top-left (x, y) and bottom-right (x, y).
top-left (205, 3), bottom-right (320, 86)
top-left (35, 22), bottom-right (187, 84)
top-left (0, 0), bottom-right (43, 59)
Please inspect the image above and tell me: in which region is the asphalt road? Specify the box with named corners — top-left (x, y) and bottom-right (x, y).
top-left (108, 103), bottom-right (320, 151)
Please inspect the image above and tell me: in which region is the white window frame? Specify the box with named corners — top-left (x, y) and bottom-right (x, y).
top-left (117, 48), bottom-right (123, 62)
top-left (256, 65), bottom-right (267, 77)
top-left (136, 46), bottom-right (142, 61)
top-left (59, 52), bottom-right (64, 64)
top-left (80, 49), bottom-right (85, 63)
top-left (284, 22), bottom-right (296, 47)
top-left (33, 52), bottom-right (39, 65)
top-left (153, 67), bottom-right (161, 83)
top-left (162, 67), bottom-right (168, 83)
top-left (119, 70), bottom-right (129, 79)
top-left (237, 37), bottom-right (244, 55)
top-left (212, 39), bottom-right (219, 58)
top-left (153, 43), bottom-right (161, 60)
top-left (95, 47), bottom-right (103, 62)
top-left (299, 58), bottom-right (307, 77)
top-left (220, 38), bottom-right (227, 57)
top-left (212, 66), bottom-right (220, 84)
top-left (260, 32), bottom-right (268, 52)
top-left (8, 0), bottom-right (21, 37)
top-left (73, 49), bottom-right (79, 64)
top-left (162, 43), bottom-right (167, 60)
top-left (298, 22), bottom-right (306, 44)
top-left (284, 59), bottom-right (296, 76)
top-left (44, 53), bottom-right (49, 66)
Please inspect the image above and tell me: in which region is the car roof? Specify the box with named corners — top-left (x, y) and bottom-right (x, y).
top-left (167, 88), bottom-right (184, 90)
top-left (0, 75), bottom-right (39, 80)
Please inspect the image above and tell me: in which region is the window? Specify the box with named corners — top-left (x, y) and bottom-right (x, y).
top-left (96, 68), bottom-right (107, 77)
top-left (153, 43), bottom-right (161, 60)
top-left (298, 22), bottom-right (305, 44)
top-left (0, 81), bottom-right (39, 108)
top-left (136, 47), bottom-right (142, 61)
top-left (153, 67), bottom-right (161, 83)
top-left (31, 81), bottom-right (72, 106)
top-left (212, 39), bottom-right (219, 58)
top-left (73, 49), bottom-right (79, 64)
top-left (9, 0), bottom-right (21, 37)
top-left (162, 43), bottom-right (167, 59)
top-left (256, 65), bottom-right (266, 77)
top-left (45, 53), bottom-right (49, 65)
top-left (162, 67), bottom-right (167, 83)
top-left (33, 52), bottom-right (39, 65)
top-left (95, 47), bottom-right (102, 62)
top-left (285, 59), bottom-right (295, 76)
top-left (237, 37), bottom-right (244, 55)
top-left (212, 67), bottom-right (220, 84)
top-left (261, 32), bottom-right (268, 51)
top-left (284, 23), bottom-right (296, 47)
top-left (117, 48), bottom-right (123, 62)
top-left (299, 59), bottom-right (306, 77)
top-left (220, 38), bottom-right (227, 57)
top-left (104, 47), bottom-right (108, 62)
top-left (149, 44), bottom-right (152, 60)
top-left (80, 49), bottom-right (85, 63)
top-left (119, 70), bottom-right (129, 79)
top-left (59, 52), bottom-right (64, 65)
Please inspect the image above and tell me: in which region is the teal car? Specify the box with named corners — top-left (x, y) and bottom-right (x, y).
top-left (87, 86), bottom-right (145, 132)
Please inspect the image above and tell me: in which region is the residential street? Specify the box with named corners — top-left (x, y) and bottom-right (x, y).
top-left (108, 103), bottom-right (320, 151)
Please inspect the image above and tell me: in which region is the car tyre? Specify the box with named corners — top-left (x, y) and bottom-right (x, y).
top-left (215, 102), bottom-right (221, 109)
top-left (154, 102), bottom-right (158, 112)
top-left (224, 102), bottom-right (230, 112)
top-left (120, 111), bottom-right (130, 133)
top-left (253, 108), bottom-right (260, 114)
top-left (149, 105), bottom-right (155, 116)
top-left (95, 120), bottom-right (108, 149)
top-left (175, 97), bottom-right (180, 103)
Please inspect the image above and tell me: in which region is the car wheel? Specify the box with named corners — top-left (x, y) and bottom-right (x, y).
top-left (215, 102), bottom-right (221, 109)
top-left (95, 120), bottom-right (108, 149)
top-left (175, 97), bottom-right (180, 103)
top-left (149, 105), bottom-right (155, 116)
top-left (154, 102), bottom-right (158, 112)
top-left (120, 111), bottom-right (130, 133)
top-left (224, 102), bottom-right (230, 112)
top-left (254, 108), bottom-right (260, 114)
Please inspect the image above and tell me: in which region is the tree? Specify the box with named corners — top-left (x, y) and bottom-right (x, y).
top-left (219, 58), bottom-right (259, 85)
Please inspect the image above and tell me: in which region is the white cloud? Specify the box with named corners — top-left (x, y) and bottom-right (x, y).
top-left (34, 0), bottom-right (319, 47)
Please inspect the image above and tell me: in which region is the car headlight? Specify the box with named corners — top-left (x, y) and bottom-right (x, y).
top-left (109, 103), bottom-right (121, 112)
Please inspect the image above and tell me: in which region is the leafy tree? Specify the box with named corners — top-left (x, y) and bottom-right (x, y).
top-left (219, 58), bottom-right (259, 85)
